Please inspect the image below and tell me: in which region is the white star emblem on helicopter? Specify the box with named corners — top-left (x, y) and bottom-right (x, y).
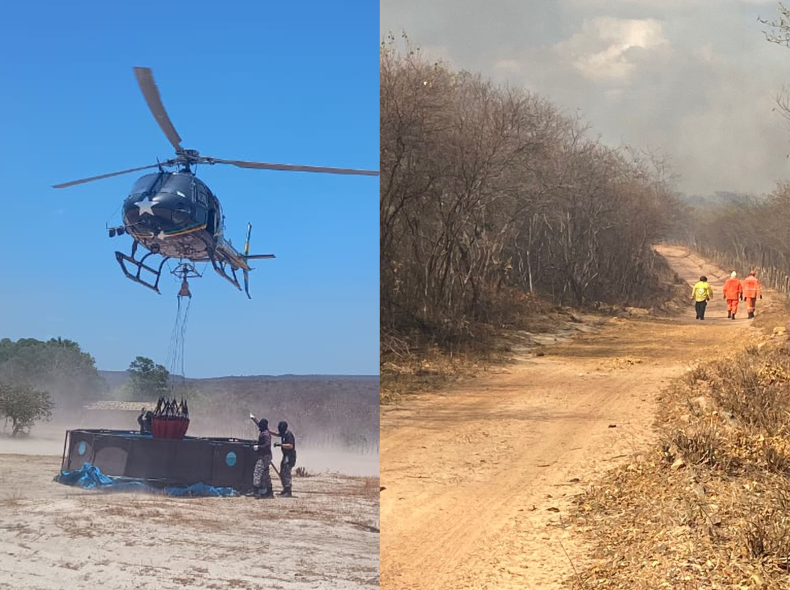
top-left (135, 197), bottom-right (156, 216)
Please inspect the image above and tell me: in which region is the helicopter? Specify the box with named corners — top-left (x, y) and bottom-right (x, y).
top-left (53, 67), bottom-right (378, 298)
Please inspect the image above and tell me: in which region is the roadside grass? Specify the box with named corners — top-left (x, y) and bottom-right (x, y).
top-left (380, 343), bottom-right (499, 404)
top-left (568, 334), bottom-right (790, 588)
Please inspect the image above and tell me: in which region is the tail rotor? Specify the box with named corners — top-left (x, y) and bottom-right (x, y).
top-left (243, 223), bottom-right (252, 299)
top-left (244, 222), bottom-right (252, 259)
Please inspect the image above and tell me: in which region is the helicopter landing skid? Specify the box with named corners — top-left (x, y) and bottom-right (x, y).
top-left (210, 257), bottom-right (248, 298)
top-left (115, 243), bottom-right (170, 294)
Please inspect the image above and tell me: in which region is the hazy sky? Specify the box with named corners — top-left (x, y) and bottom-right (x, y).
top-left (0, 1), bottom-right (378, 377)
top-left (381, 0), bottom-right (790, 196)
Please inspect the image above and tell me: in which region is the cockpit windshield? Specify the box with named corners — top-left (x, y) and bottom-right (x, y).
top-left (129, 173), bottom-right (194, 199)
top-left (129, 173), bottom-right (163, 196)
top-left (159, 174), bottom-right (194, 198)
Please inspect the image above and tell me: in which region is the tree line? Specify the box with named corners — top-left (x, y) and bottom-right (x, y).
top-left (380, 35), bottom-right (681, 350)
top-left (0, 337), bottom-right (172, 436)
top-left (675, 184), bottom-right (790, 294)
top-left (0, 338), bottom-right (104, 435)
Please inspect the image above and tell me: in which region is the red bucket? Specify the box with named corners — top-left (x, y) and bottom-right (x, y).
top-left (151, 416), bottom-right (190, 439)
top-left (177, 418), bottom-right (190, 439)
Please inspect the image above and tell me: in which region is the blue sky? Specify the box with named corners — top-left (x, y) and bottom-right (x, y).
top-left (0, 2), bottom-right (379, 377)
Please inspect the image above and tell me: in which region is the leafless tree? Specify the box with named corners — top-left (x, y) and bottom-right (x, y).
top-left (381, 35), bottom-right (680, 352)
top-left (683, 185), bottom-right (790, 294)
top-left (759, 4), bottom-right (790, 123)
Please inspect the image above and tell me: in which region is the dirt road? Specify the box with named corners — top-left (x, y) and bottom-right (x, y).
top-left (380, 246), bottom-right (762, 590)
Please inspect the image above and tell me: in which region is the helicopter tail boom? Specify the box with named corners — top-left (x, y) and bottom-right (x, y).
top-left (209, 225), bottom-right (274, 298)
top-left (242, 254), bottom-right (277, 260)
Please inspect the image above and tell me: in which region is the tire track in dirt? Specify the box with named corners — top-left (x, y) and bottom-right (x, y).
top-left (380, 246), bottom-right (760, 590)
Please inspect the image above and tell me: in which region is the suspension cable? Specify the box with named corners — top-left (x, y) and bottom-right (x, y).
top-left (164, 262), bottom-right (202, 399)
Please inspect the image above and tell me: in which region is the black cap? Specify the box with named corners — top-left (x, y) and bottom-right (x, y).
top-left (278, 421), bottom-right (288, 434)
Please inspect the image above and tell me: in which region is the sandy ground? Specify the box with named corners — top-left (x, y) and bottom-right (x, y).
top-left (380, 246), bottom-right (765, 590)
top-left (0, 451), bottom-right (379, 590)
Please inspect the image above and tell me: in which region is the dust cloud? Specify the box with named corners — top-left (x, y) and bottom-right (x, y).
top-left (1, 411), bottom-right (379, 477)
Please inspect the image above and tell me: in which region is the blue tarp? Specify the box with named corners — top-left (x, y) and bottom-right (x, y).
top-left (55, 462), bottom-right (238, 497)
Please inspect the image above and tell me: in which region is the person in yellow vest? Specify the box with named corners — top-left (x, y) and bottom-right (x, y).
top-left (742, 270), bottom-right (763, 319)
top-left (692, 275), bottom-right (713, 320)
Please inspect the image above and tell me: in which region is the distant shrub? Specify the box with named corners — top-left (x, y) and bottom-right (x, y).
top-left (0, 383), bottom-right (54, 436)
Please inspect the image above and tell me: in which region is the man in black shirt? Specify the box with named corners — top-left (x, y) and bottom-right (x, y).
top-left (272, 420), bottom-right (296, 497)
top-left (137, 408), bottom-right (153, 435)
top-left (251, 417), bottom-right (274, 499)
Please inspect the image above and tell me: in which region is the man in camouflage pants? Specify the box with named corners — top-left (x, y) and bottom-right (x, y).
top-left (251, 418), bottom-right (274, 499)
top-left (272, 420), bottom-right (296, 497)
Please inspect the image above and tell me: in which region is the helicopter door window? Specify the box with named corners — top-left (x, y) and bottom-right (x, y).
top-left (196, 186), bottom-right (208, 206)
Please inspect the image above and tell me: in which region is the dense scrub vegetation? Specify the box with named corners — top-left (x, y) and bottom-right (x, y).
top-left (675, 184), bottom-right (790, 294)
top-left (0, 337), bottom-right (106, 403)
top-left (380, 36), bottom-right (681, 353)
top-left (0, 337), bottom-right (106, 434)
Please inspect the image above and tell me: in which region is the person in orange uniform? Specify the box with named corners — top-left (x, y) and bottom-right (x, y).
top-left (742, 270), bottom-right (763, 319)
top-left (722, 271), bottom-right (743, 320)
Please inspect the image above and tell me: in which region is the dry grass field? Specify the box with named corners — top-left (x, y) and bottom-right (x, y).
top-left (0, 453), bottom-right (379, 590)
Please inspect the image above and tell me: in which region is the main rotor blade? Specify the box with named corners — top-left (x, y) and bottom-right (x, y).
top-left (134, 67), bottom-right (183, 152)
top-left (53, 163), bottom-right (162, 189)
top-left (212, 158), bottom-right (379, 176)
